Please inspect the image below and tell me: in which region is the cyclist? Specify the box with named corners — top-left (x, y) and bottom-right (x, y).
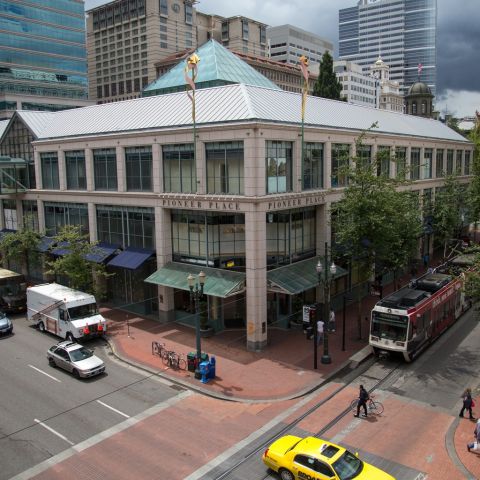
top-left (354, 385), bottom-right (369, 418)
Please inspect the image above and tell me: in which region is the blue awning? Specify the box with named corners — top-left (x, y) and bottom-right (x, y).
top-left (0, 228), bottom-right (15, 241)
top-left (51, 241), bottom-right (70, 256)
top-left (37, 236), bottom-right (56, 252)
top-left (107, 247), bottom-right (155, 270)
top-left (85, 242), bottom-right (120, 263)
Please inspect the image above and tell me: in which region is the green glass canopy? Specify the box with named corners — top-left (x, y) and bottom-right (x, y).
top-left (143, 39), bottom-right (280, 97)
top-left (267, 257), bottom-right (347, 295)
top-left (145, 262), bottom-right (246, 298)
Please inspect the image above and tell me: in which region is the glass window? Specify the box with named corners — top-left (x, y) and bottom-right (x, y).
top-left (266, 141), bottom-right (292, 194)
top-left (356, 145), bottom-right (371, 168)
top-left (171, 211), bottom-right (246, 270)
top-left (65, 150), bottom-right (86, 190)
top-left (125, 146), bottom-right (152, 191)
top-left (423, 148), bottom-right (432, 179)
top-left (331, 143), bottom-right (350, 187)
top-left (163, 144), bottom-right (195, 193)
top-left (377, 146), bottom-right (390, 177)
top-left (22, 200), bottom-right (39, 231)
top-left (185, 3), bottom-right (192, 24)
top-left (436, 149), bottom-right (444, 177)
top-left (446, 149), bottom-right (454, 175)
top-left (96, 205), bottom-right (155, 249)
top-left (206, 141), bottom-right (244, 195)
top-left (40, 152), bottom-right (59, 189)
top-left (266, 207), bottom-right (315, 267)
top-left (410, 148), bottom-right (420, 180)
top-left (456, 150), bottom-right (463, 175)
top-left (44, 202), bottom-right (88, 236)
top-left (93, 148), bottom-right (117, 191)
top-left (465, 150), bottom-right (471, 175)
top-left (242, 20), bottom-right (249, 40)
top-left (303, 142), bottom-right (323, 190)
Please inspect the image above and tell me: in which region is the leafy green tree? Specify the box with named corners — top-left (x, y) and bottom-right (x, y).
top-left (332, 125), bottom-right (423, 336)
top-left (467, 116), bottom-right (480, 240)
top-left (313, 51), bottom-right (342, 100)
top-left (0, 219), bottom-right (41, 277)
top-left (431, 174), bottom-right (465, 259)
top-left (46, 225), bottom-right (111, 298)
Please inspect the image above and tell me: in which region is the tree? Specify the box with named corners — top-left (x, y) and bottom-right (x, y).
top-left (431, 174), bottom-right (465, 259)
top-left (466, 114), bottom-right (480, 240)
top-left (0, 219), bottom-right (41, 278)
top-left (313, 51), bottom-right (342, 100)
top-left (332, 125), bottom-right (423, 336)
top-left (46, 225), bottom-right (111, 298)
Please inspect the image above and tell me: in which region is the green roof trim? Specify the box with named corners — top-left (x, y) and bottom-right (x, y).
top-left (145, 261), bottom-right (246, 298)
top-left (267, 257), bottom-right (347, 295)
top-left (143, 39), bottom-right (280, 96)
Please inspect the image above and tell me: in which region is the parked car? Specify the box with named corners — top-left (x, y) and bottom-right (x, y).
top-left (0, 311), bottom-right (13, 336)
top-left (262, 435), bottom-right (395, 480)
top-left (47, 341), bottom-right (105, 378)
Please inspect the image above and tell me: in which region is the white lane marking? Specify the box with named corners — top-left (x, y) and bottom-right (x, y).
top-left (34, 419), bottom-right (74, 446)
top-left (28, 365), bottom-right (61, 383)
top-left (96, 400), bottom-right (130, 419)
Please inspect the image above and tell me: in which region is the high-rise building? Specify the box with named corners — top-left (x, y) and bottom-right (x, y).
top-left (339, 0), bottom-right (436, 96)
top-left (0, 0), bottom-right (90, 120)
top-left (267, 24), bottom-right (333, 73)
top-left (86, 0), bottom-right (268, 104)
top-left (334, 60), bottom-right (377, 108)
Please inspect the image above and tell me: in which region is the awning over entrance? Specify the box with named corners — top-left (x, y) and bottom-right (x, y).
top-left (37, 236), bottom-right (55, 252)
top-left (84, 242), bottom-right (120, 264)
top-left (267, 257), bottom-right (347, 295)
top-left (107, 246), bottom-right (155, 270)
top-left (145, 262), bottom-right (245, 298)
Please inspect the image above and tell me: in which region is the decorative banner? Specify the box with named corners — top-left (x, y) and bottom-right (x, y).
top-left (299, 55), bottom-right (309, 121)
top-left (417, 63), bottom-right (423, 74)
top-left (184, 52), bottom-right (200, 121)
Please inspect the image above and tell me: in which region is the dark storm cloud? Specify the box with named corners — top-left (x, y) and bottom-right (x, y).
top-left (436, 0), bottom-right (480, 97)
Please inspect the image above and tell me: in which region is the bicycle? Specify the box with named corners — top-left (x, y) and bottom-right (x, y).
top-left (350, 394), bottom-right (384, 415)
top-left (151, 341), bottom-right (166, 358)
top-left (162, 350), bottom-right (187, 370)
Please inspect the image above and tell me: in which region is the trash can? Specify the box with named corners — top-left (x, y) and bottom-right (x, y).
top-left (199, 361), bottom-right (210, 384)
top-left (208, 356), bottom-right (216, 379)
top-left (187, 352), bottom-right (196, 372)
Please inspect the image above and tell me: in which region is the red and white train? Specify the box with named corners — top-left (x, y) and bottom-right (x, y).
top-left (369, 254), bottom-right (475, 361)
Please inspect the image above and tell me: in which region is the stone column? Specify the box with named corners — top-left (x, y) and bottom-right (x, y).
top-left (245, 209), bottom-right (267, 351)
top-left (116, 146), bottom-right (126, 192)
top-left (37, 199), bottom-right (45, 233)
top-left (420, 147), bottom-right (425, 179)
top-left (58, 150), bottom-right (66, 191)
top-left (88, 203), bottom-right (97, 242)
top-left (432, 147), bottom-right (437, 178)
top-left (406, 146), bottom-right (412, 180)
top-left (152, 143), bottom-right (162, 193)
top-left (154, 206), bottom-right (175, 322)
top-left (196, 139), bottom-right (205, 195)
top-left (390, 146), bottom-right (396, 178)
top-left (324, 141), bottom-right (332, 189)
top-left (244, 130), bottom-right (266, 196)
top-left (295, 136), bottom-right (302, 193)
top-left (85, 148), bottom-right (94, 191)
top-left (34, 150), bottom-right (42, 190)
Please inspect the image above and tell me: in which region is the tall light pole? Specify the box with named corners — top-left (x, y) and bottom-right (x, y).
top-left (187, 271), bottom-right (206, 379)
top-left (316, 242), bottom-right (337, 365)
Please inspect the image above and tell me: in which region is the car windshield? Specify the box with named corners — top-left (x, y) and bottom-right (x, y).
top-left (332, 451), bottom-right (363, 480)
top-left (69, 347), bottom-right (94, 362)
top-left (68, 302), bottom-right (99, 320)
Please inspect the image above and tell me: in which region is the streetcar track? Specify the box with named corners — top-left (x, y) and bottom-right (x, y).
top-left (211, 359), bottom-right (402, 480)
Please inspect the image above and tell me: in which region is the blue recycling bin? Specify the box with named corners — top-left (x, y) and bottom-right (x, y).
top-left (208, 356), bottom-right (216, 379)
top-left (199, 361), bottom-right (210, 384)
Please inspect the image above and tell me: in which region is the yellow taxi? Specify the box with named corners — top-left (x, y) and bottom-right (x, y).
top-left (262, 435), bottom-right (396, 480)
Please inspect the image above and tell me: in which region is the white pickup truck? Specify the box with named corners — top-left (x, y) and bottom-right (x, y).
top-left (27, 283), bottom-right (107, 341)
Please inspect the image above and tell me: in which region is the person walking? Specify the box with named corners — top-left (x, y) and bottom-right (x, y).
top-left (316, 319), bottom-right (324, 346)
top-left (467, 419), bottom-right (480, 452)
top-left (329, 309), bottom-right (336, 332)
top-left (460, 388), bottom-right (475, 420)
top-left (354, 385), bottom-right (369, 418)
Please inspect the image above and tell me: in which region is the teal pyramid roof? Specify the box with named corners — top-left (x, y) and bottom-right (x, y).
top-left (143, 39), bottom-right (280, 96)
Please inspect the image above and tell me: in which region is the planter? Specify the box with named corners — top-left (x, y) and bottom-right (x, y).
top-left (200, 326), bottom-right (214, 338)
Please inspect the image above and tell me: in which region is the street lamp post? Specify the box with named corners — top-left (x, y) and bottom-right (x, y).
top-left (316, 242), bottom-right (337, 365)
top-left (187, 271), bottom-right (206, 379)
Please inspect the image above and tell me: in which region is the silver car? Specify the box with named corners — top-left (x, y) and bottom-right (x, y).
top-left (47, 341), bottom-right (105, 378)
top-left (0, 312), bottom-right (13, 336)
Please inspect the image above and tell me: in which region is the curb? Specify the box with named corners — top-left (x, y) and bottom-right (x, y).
top-left (104, 336), bottom-right (375, 403)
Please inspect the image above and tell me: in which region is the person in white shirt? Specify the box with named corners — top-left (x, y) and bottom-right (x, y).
top-left (317, 319), bottom-right (324, 345)
top-left (329, 309), bottom-right (336, 332)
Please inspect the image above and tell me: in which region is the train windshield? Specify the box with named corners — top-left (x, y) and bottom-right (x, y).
top-left (371, 311), bottom-right (408, 341)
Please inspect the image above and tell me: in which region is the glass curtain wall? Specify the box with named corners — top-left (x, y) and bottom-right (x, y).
top-left (303, 142), bottom-right (324, 190)
top-left (65, 150), bottom-right (86, 190)
top-left (206, 141), bottom-right (244, 195)
top-left (163, 144), bottom-right (195, 193)
top-left (266, 141), bottom-right (292, 194)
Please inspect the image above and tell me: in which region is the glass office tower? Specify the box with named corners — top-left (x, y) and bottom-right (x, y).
top-left (0, 0), bottom-right (88, 119)
top-left (339, 0), bottom-right (437, 96)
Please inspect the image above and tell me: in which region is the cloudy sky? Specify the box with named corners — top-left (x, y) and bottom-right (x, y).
top-left (85, 0), bottom-right (480, 118)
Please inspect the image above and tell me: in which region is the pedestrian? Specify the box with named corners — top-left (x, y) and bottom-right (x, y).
top-left (467, 419), bottom-right (480, 452)
top-left (354, 385), bottom-right (369, 418)
top-left (317, 319), bottom-right (324, 346)
top-left (329, 309), bottom-right (336, 332)
top-left (460, 388), bottom-right (475, 420)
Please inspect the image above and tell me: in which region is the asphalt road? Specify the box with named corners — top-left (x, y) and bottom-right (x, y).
top-left (0, 314), bottom-right (182, 480)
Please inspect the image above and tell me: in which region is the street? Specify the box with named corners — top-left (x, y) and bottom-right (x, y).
top-left (2, 308), bottom-right (480, 480)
